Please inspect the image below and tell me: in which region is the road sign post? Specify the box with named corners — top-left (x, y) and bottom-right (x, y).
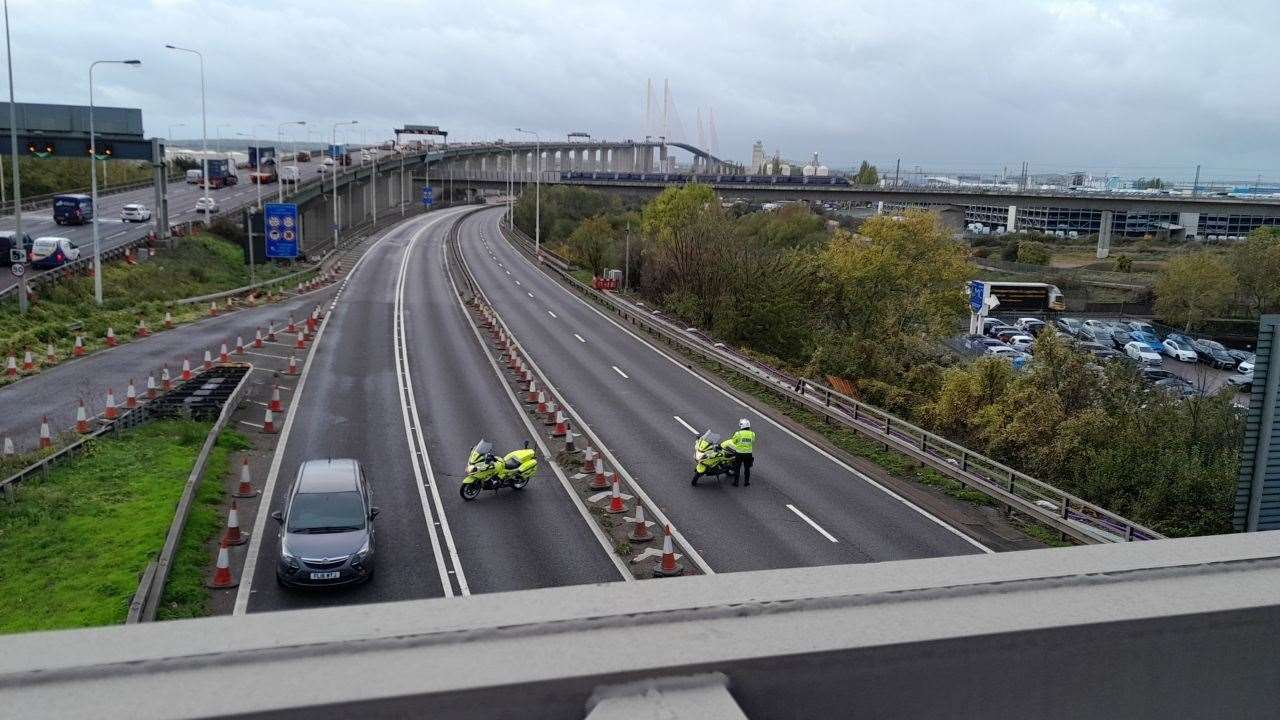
top-left (421, 186), bottom-right (433, 207)
top-left (264, 203), bottom-right (300, 260)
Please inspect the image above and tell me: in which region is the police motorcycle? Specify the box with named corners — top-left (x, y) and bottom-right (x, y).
top-left (690, 430), bottom-right (738, 486)
top-left (460, 439), bottom-right (538, 500)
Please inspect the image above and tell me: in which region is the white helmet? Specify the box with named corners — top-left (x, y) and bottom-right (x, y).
top-left (738, 418), bottom-right (751, 430)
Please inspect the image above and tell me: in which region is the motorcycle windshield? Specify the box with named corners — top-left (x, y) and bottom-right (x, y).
top-left (472, 440), bottom-right (492, 457)
top-left (699, 431), bottom-right (721, 446)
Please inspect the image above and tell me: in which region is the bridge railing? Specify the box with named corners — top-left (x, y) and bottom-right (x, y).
top-left (502, 223), bottom-right (1162, 545)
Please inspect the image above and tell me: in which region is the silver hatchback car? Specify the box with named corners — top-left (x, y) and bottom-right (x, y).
top-left (273, 459), bottom-right (378, 588)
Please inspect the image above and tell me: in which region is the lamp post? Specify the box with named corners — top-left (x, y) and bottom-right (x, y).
top-left (214, 123), bottom-right (230, 155)
top-left (4, 0), bottom-right (28, 313)
top-left (239, 126), bottom-right (268, 210)
top-left (277, 120), bottom-right (304, 203)
top-left (332, 120), bottom-right (357, 250)
top-left (515, 128), bottom-right (540, 258)
top-left (164, 45), bottom-right (209, 220)
top-left (494, 144), bottom-right (516, 230)
top-left (89, 58), bottom-right (141, 306)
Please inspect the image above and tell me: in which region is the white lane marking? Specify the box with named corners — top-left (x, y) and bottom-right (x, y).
top-left (787, 504), bottom-right (840, 543)
top-left (395, 210), bottom-right (470, 597)
top-left (488, 212), bottom-right (994, 555)
top-left (238, 420), bottom-right (264, 429)
top-left (443, 227), bottom-right (631, 582)
top-left (547, 310), bottom-right (557, 319)
top-left (234, 214), bottom-right (416, 615)
top-left (515, 280), bottom-right (521, 286)
top-left (527, 292), bottom-right (534, 298)
top-left (612, 365), bottom-right (629, 379)
top-left (574, 333), bottom-right (586, 343)
top-left (673, 415), bottom-right (697, 434)
top-left (244, 350), bottom-right (289, 361)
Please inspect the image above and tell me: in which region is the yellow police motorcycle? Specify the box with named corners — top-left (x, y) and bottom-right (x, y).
top-left (461, 439), bottom-right (538, 500)
top-left (690, 431), bottom-right (737, 486)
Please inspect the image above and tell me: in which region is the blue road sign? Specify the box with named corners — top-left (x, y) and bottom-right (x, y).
top-left (969, 280), bottom-right (986, 314)
top-left (264, 203), bottom-right (300, 259)
top-left (422, 186), bottom-right (434, 206)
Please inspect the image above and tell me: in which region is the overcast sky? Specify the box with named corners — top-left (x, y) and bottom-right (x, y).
top-left (12, 0), bottom-right (1280, 180)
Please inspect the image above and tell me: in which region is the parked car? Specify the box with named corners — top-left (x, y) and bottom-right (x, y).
top-left (1129, 331), bottom-right (1163, 354)
top-left (1125, 341), bottom-right (1164, 365)
top-left (273, 458), bottom-right (378, 588)
top-left (1153, 377), bottom-right (1199, 398)
top-left (1226, 371), bottom-right (1254, 393)
top-left (120, 203), bottom-right (152, 222)
top-left (963, 334), bottom-right (1007, 351)
top-left (1192, 338), bottom-right (1236, 370)
top-left (1015, 317), bottom-right (1047, 336)
top-left (0, 230), bottom-right (33, 265)
top-left (1228, 350), bottom-right (1255, 374)
top-left (1162, 338), bottom-right (1198, 363)
top-left (981, 318), bottom-right (1005, 335)
top-left (1080, 326), bottom-right (1114, 346)
top-left (1007, 334), bottom-right (1035, 352)
top-left (994, 328), bottom-right (1026, 343)
top-left (1077, 341), bottom-right (1121, 363)
top-left (1139, 367), bottom-right (1179, 384)
top-left (987, 324), bottom-right (1018, 339)
top-left (1125, 321), bottom-right (1158, 336)
top-left (29, 236), bottom-right (80, 268)
top-left (1110, 329), bottom-right (1133, 350)
top-left (1054, 317), bottom-right (1084, 336)
top-left (194, 196), bottom-right (220, 214)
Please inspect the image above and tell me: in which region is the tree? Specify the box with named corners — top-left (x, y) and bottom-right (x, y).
top-left (1114, 254), bottom-right (1133, 273)
top-left (1229, 226), bottom-right (1280, 315)
top-left (1016, 240), bottom-right (1051, 265)
top-left (854, 160), bottom-right (879, 186)
top-left (567, 215), bottom-right (616, 276)
top-left (1154, 253), bottom-right (1236, 331)
top-left (171, 154), bottom-right (200, 172)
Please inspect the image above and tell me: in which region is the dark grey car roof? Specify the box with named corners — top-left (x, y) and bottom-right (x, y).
top-left (296, 458), bottom-right (360, 493)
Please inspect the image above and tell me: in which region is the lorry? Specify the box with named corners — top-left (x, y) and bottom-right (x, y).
top-left (250, 158), bottom-right (278, 185)
top-left (280, 165), bottom-right (300, 185)
top-left (248, 146), bottom-right (276, 170)
top-left (295, 150), bottom-right (311, 162)
top-left (327, 144), bottom-right (353, 166)
top-left (204, 158), bottom-right (239, 188)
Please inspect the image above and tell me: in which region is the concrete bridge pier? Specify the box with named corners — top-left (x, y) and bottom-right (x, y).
top-left (1096, 210), bottom-right (1113, 259)
top-left (1006, 205), bottom-right (1017, 233)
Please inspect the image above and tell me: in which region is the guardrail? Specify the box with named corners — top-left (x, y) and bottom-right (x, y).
top-left (501, 223), bottom-right (1163, 544)
top-left (128, 364), bottom-right (252, 623)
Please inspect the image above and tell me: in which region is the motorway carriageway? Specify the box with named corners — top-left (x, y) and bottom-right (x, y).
top-left (461, 208), bottom-right (990, 571)
top-left (235, 207), bottom-right (623, 614)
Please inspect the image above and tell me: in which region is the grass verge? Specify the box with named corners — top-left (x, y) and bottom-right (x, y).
top-left (156, 431), bottom-right (249, 621)
top-left (0, 420), bottom-right (229, 633)
top-left (0, 233), bottom-right (306, 363)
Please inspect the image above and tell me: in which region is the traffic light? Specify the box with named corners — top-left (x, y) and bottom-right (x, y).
top-left (27, 141), bottom-right (54, 157)
top-left (87, 142), bottom-right (113, 160)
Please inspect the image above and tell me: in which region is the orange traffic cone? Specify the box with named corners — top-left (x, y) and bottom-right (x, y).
top-left (21, 349), bottom-right (34, 372)
top-left (146, 373), bottom-right (158, 399)
top-left (589, 459), bottom-right (611, 490)
top-left (105, 327), bottom-right (117, 347)
top-left (253, 329), bottom-right (264, 348)
top-left (164, 310), bottom-right (174, 328)
top-left (162, 366), bottom-right (173, 391)
top-left (626, 504), bottom-right (655, 542)
top-left (72, 334), bottom-right (85, 357)
top-left (286, 314), bottom-right (297, 333)
top-left (294, 331), bottom-right (306, 350)
top-left (233, 458), bottom-right (258, 498)
top-left (209, 300), bottom-right (218, 317)
top-left (269, 385), bottom-right (283, 412)
top-left (125, 380), bottom-right (138, 409)
top-left (235, 336), bottom-right (245, 355)
top-left (219, 343), bottom-right (230, 364)
top-left (104, 388), bottom-right (118, 420)
top-left (222, 501), bottom-right (248, 546)
top-left (203, 350), bottom-right (213, 371)
top-left (135, 317), bottom-right (150, 337)
top-left (287, 354), bottom-right (299, 375)
top-left (75, 401), bottom-right (91, 433)
top-left (551, 411), bottom-right (568, 437)
top-left (4, 354), bottom-right (15, 377)
top-left (262, 407), bottom-right (277, 433)
top-left (526, 378), bottom-right (540, 404)
top-left (207, 538), bottom-right (238, 588)
top-left (38, 417), bottom-right (52, 448)
top-left (581, 446), bottom-right (598, 472)
top-left (653, 524), bottom-right (684, 577)
top-left (535, 390), bottom-right (548, 414)
top-left (266, 322), bottom-right (277, 342)
top-left (45, 343), bottom-right (57, 365)
top-left (181, 359), bottom-right (192, 381)
top-left (607, 477), bottom-right (627, 514)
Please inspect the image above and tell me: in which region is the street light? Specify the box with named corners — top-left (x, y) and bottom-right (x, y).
top-left (164, 44), bottom-right (209, 222)
top-left (238, 126), bottom-right (268, 209)
top-left (515, 128), bottom-right (540, 258)
top-left (88, 58), bottom-right (141, 306)
top-left (332, 120), bottom-right (357, 249)
top-left (214, 123), bottom-right (230, 155)
top-left (494, 144), bottom-right (516, 231)
top-left (277, 120), bottom-right (304, 203)
top-left (4, 0), bottom-right (28, 313)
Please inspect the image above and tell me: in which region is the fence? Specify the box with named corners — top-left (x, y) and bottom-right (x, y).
top-left (502, 223), bottom-right (1162, 544)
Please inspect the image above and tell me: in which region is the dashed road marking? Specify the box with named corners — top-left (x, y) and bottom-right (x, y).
top-left (547, 310), bottom-right (557, 318)
top-left (673, 415), bottom-right (697, 434)
top-left (612, 365), bottom-right (629, 379)
top-left (787, 504), bottom-right (839, 543)
top-left (574, 333), bottom-right (586, 343)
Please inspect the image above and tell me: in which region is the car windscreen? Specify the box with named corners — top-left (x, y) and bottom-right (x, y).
top-left (287, 491), bottom-right (364, 533)
top-left (31, 239), bottom-right (58, 253)
top-left (53, 199), bottom-right (77, 208)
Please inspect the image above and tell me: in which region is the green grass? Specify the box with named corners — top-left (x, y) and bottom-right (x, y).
top-left (157, 431), bottom-right (248, 621)
top-left (0, 420), bottom-right (232, 633)
top-left (570, 268), bottom-right (594, 285)
top-left (0, 233), bottom-right (305, 362)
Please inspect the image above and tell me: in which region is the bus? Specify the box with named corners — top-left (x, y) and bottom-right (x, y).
top-left (978, 281), bottom-right (1066, 312)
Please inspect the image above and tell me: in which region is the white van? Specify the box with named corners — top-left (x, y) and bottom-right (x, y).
top-left (186, 169), bottom-right (203, 184)
top-left (30, 237), bottom-right (80, 268)
top-left (280, 165), bottom-right (301, 185)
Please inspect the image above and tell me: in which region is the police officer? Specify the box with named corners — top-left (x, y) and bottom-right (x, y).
top-left (721, 418), bottom-right (756, 486)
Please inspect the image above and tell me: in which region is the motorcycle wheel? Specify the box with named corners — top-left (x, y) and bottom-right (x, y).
top-left (511, 474), bottom-right (531, 490)
top-left (459, 482), bottom-right (482, 501)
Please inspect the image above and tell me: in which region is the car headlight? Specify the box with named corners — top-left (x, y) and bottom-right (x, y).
top-left (352, 538), bottom-right (371, 565)
top-left (280, 544), bottom-right (299, 569)
top-left (465, 464), bottom-right (478, 474)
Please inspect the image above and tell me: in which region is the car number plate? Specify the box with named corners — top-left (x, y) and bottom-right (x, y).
top-left (310, 571), bottom-right (341, 580)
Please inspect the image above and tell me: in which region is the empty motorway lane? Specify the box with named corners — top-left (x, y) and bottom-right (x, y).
top-left (237, 208), bottom-right (622, 614)
top-left (461, 208), bottom-right (989, 572)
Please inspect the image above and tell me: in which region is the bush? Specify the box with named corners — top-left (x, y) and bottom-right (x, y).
top-left (971, 247), bottom-right (991, 259)
top-left (1000, 240), bottom-right (1019, 261)
top-left (1016, 240), bottom-right (1051, 265)
top-left (1115, 254), bottom-right (1133, 273)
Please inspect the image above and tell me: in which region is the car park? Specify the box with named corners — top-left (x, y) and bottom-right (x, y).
top-left (981, 318), bottom-right (1004, 335)
top-left (1162, 338), bottom-right (1198, 362)
top-left (1139, 367), bottom-right (1179, 384)
top-left (194, 196), bottom-right (220, 214)
top-left (1125, 341), bottom-right (1164, 365)
top-left (1228, 350), bottom-right (1255, 374)
top-left (1129, 331), bottom-right (1163, 354)
top-left (1015, 318), bottom-right (1047, 336)
top-left (1125, 321), bottom-right (1158, 336)
top-left (1054, 317), bottom-right (1084, 336)
top-left (994, 328), bottom-right (1025, 343)
top-left (0, 230), bottom-right (33, 265)
top-left (273, 458), bottom-right (378, 588)
top-left (29, 237), bottom-right (80, 268)
top-left (120, 203), bottom-right (152, 222)
top-left (1192, 338), bottom-right (1236, 370)
top-left (1110, 329), bottom-right (1133, 350)
top-left (1153, 377), bottom-right (1199, 398)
